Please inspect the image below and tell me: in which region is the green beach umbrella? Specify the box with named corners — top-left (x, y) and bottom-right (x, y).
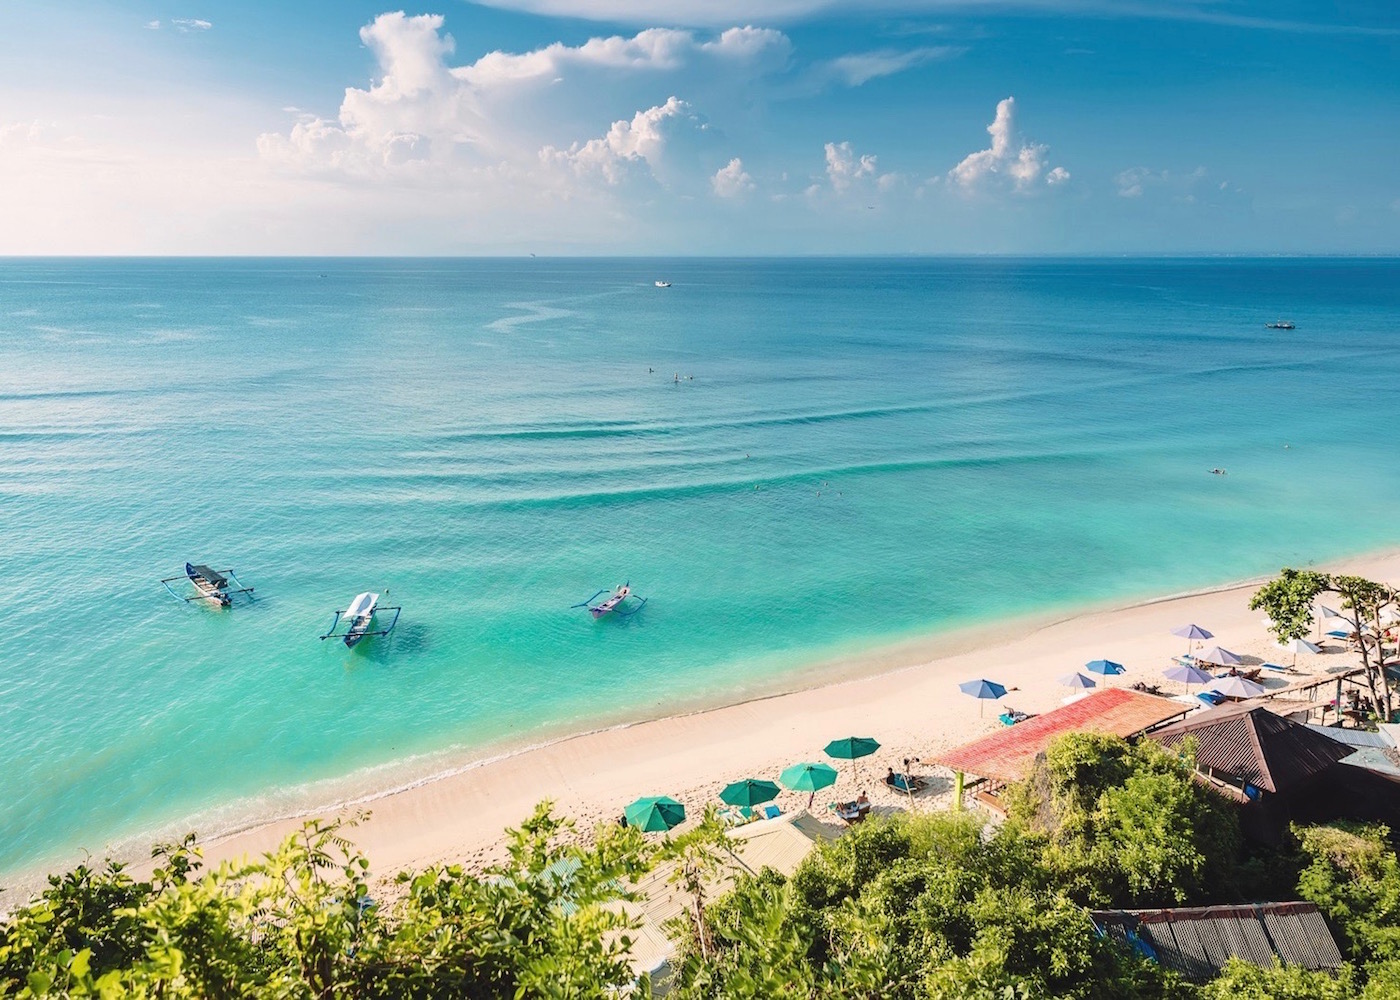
top-left (824, 737), bottom-right (881, 789)
top-left (720, 778), bottom-right (781, 808)
top-left (780, 762), bottom-right (839, 792)
top-left (823, 736), bottom-right (881, 761)
top-left (623, 795), bottom-right (686, 832)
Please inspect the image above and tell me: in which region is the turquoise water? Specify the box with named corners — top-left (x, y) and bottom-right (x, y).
top-left (2, 257), bottom-right (1399, 880)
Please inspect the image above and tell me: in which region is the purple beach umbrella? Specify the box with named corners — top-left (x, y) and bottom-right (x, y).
top-left (1195, 645), bottom-right (1243, 667)
top-left (1058, 672), bottom-right (1097, 691)
top-left (1171, 624), bottom-right (1213, 655)
top-left (1207, 674), bottom-right (1266, 700)
top-left (1163, 662), bottom-right (1213, 693)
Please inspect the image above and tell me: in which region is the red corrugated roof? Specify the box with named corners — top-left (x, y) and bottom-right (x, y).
top-left (935, 688), bottom-right (1189, 783)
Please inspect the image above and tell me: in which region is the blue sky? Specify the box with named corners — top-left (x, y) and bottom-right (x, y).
top-left (1, 0), bottom-right (1396, 253)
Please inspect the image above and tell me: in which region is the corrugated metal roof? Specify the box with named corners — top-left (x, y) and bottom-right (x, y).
top-left (1151, 703), bottom-right (1352, 793)
top-left (1091, 902), bottom-right (1342, 982)
top-left (1306, 724), bottom-right (1393, 749)
top-left (934, 689), bottom-right (1188, 783)
top-left (1341, 747), bottom-right (1400, 777)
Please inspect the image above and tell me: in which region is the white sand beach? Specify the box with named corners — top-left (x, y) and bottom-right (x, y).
top-left (136, 550), bottom-right (1400, 888)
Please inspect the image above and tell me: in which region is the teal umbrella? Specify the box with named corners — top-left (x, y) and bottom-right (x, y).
top-left (623, 795), bottom-right (686, 832)
top-left (824, 737), bottom-right (880, 789)
top-left (720, 778), bottom-right (781, 808)
top-left (781, 762), bottom-right (839, 807)
top-left (823, 736), bottom-right (880, 760)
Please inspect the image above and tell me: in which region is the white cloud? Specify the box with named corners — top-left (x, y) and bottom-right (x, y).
top-left (540, 97), bottom-right (702, 185)
top-left (172, 18), bottom-right (212, 32)
top-left (144, 20), bottom-right (161, 30)
top-left (1115, 165), bottom-right (1206, 198)
top-left (824, 140), bottom-right (877, 191)
top-left (824, 45), bottom-right (959, 86)
top-left (259, 13), bottom-right (783, 178)
top-left (948, 97), bottom-right (1063, 193)
top-left (711, 157), bottom-right (754, 197)
top-left (458, 24), bottom-right (788, 89)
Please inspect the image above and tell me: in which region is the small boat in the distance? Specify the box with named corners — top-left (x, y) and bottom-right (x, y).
top-left (1265, 320), bottom-right (1295, 330)
top-left (572, 582), bottom-right (647, 620)
top-left (320, 591), bottom-right (402, 648)
top-left (1209, 468), bottom-right (1228, 476)
top-left (161, 562), bottom-right (254, 607)
top-left (654, 280), bottom-right (671, 288)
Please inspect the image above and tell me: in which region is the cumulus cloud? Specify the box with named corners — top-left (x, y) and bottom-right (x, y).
top-left (259, 13), bottom-right (784, 179)
top-left (540, 96), bottom-right (703, 185)
top-left (824, 141), bottom-right (877, 191)
top-left (711, 157), bottom-right (754, 197)
top-left (824, 45), bottom-right (960, 86)
top-left (949, 97), bottom-right (1063, 193)
top-left (172, 18), bottom-right (212, 31)
top-left (144, 20), bottom-right (161, 29)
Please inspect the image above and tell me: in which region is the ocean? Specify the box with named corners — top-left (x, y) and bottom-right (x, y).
top-left (2, 256), bottom-right (1398, 882)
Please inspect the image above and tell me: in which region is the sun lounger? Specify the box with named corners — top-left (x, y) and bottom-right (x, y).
top-left (1197, 691), bottom-right (1225, 706)
top-left (758, 803), bottom-right (781, 821)
top-left (830, 800), bottom-right (871, 824)
top-left (1260, 662), bottom-right (1289, 673)
top-left (998, 708), bottom-right (1032, 726)
top-left (883, 773), bottom-right (929, 796)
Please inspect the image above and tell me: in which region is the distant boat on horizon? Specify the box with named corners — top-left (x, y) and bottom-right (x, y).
top-left (654, 280), bottom-right (671, 288)
top-left (1265, 320), bottom-right (1295, 330)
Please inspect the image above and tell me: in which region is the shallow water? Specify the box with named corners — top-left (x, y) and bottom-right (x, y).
top-left (2, 256), bottom-right (1397, 879)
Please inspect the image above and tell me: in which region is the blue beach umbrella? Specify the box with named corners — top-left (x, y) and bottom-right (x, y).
top-left (1085, 659), bottom-right (1126, 676)
top-left (1058, 672), bottom-right (1097, 691)
top-left (959, 678), bottom-right (1007, 716)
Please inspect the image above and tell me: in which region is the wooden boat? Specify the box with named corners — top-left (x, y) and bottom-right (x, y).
top-left (161, 563), bottom-right (254, 607)
top-left (572, 583), bottom-right (647, 619)
top-left (320, 591), bottom-right (401, 648)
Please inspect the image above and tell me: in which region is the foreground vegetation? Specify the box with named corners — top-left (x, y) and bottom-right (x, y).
top-left (4, 736), bottom-right (1399, 998)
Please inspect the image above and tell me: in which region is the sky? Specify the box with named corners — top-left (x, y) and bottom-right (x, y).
top-left (0, 0), bottom-right (1397, 254)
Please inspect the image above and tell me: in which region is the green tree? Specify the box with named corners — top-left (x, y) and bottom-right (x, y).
top-left (1294, 822), bottom-right (1400, 966)
top-left (1196, 957), bottom-right (1356, 1000)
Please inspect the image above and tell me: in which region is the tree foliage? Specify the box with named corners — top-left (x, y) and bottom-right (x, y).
top-left (0, 804), bottom-right (652, 999)
top-left (1250, 568), bottom-right (1399, 720)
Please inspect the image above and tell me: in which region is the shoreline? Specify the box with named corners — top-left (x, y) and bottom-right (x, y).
top-left (6, 546), bottom-right (1399, 903)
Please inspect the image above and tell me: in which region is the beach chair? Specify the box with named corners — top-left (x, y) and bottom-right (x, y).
top-left (1260, 662), bottom-right (1288, 673)
top-left (883, 772), bottom-right (929, 796)
top-left (758, 803), bottom-right (781, 821)
top-left (998, 708), bottom-right (1032, 726)
top-left (1196, 691), bottom-right (1224, 707)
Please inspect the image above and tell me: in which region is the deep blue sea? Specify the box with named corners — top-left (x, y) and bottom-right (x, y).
top-left (2, 257), bottom-right (1398, 882)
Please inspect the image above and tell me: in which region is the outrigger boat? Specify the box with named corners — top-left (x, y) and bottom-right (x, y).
top-left (572, 582), bottom-right (647, 619)
top-left (161, 563), bottom-right (254, 607)
top-left (320, 591), bottom-right (401, 648)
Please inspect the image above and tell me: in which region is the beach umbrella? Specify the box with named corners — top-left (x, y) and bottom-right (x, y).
top-left (720, 779), bottom-right (780, 809)
top-left (1163, 662), bottom-right (1213, 693)
top-left (824, 737), bottom-right (881, 788)
top-left (1278, 636), bottom-right (1320, 668)
top-left (959, 678), bottom-right (1007, 716)
top-left (781, 762), bottom-right (839, 807)
top-left (623, 795), bottom-right (686, 832)
top-left (1195, 645), bottom-right (1243, 667)
top-left (1085, 659), bottom-right (1126, 676)
top-left (1171, 624), bottom-right (1213, 655)
top-left (1206, 674), bottom-right (1266, 700)
top-left (1058, 672), bottom-right (1097, 690)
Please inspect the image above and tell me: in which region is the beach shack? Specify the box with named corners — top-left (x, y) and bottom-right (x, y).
top-left (1149, 703), bottom-right (1400, 844)
top-left (1090, 902), bottom-right (1343, 982)
top-left (935, 688), bottom-right (1190, 813)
